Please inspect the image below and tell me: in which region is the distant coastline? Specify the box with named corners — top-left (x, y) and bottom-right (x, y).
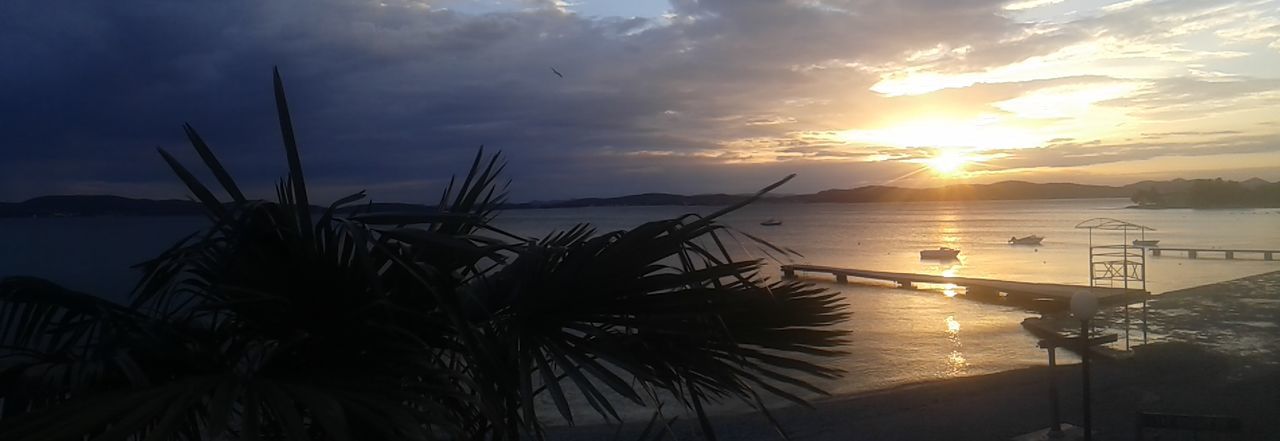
top-left (3, 177), bottom-right (1276, 218)
top-left (1126, 177), bottom-right (1279, 209)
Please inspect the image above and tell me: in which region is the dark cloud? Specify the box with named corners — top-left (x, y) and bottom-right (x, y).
top-left (0, 0), bottom-right (1046, 202)
top-left (0, 0), bottom-right (1273, 202)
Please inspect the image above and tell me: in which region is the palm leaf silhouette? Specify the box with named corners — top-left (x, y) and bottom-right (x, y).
top-left (0, 69), bottom-right (849, 441)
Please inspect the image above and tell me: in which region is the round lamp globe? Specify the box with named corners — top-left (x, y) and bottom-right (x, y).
top-left (1071, 291), bottom-right (1099, 320)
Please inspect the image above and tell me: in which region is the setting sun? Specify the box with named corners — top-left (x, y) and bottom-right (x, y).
top-left (925, 150), bottom-right (972, 177)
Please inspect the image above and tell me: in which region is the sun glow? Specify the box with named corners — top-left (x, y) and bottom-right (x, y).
top-left (927, 150), bottom-right (971, 176)
top-left (835, 117), bottom-right (1048, 150)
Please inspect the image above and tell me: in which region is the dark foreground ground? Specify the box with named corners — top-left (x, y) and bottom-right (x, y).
top-left (550, 270), bottom-right (1280, 440)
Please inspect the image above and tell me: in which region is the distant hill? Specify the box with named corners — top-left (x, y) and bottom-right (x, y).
top-left (1121, 179), bottom-right (1198, 195)
top-left (0, 197), bottom-right (444, 218)
top-left (516, 193), bottom-right (752, 208)
top-left (3, 178), bottom-right (1274, 217)
top-left (791, 181), bottom-right (1130, 204)
top-left (0, 195), bottom-right (203, 217)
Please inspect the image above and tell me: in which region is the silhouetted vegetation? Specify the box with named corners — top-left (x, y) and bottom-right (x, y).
top-left (1129, 178), bottom-right (1280, 209)
top-left (1130, 188), bottom-right (1165, 207)
top-left (0, 70), bottom-right (849, 440)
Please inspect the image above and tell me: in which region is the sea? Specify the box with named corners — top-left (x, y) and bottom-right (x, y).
top-left (2, 198), bottom-right (1278, 416)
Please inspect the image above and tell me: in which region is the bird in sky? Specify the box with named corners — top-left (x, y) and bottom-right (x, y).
top-left (550, 67), bottom-right (564, 78)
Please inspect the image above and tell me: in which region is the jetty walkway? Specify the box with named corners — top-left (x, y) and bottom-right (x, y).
top-left (1148, 247), bottom-right (1277, 260)
top-left (780, 264), bottom-right (1147, 305)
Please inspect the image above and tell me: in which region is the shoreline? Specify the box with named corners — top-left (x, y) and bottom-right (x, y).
top-left (551, 270), bottom-right (1280, 440)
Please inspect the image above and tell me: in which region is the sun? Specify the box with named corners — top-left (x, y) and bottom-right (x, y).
top-left (926, 150), bottom-right (970, 176)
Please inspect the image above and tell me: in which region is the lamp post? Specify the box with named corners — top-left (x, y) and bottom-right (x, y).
top-left (1071, 291), bottom-right (1099, 441)
top-left (1043, 341), bottom-right (1064, 439)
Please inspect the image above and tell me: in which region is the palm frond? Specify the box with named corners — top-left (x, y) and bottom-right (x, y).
top-left (183, 123), bottom-right (247, 203)
top-left (435, 149), bottom-right (508, 235)
top-left (273, 67), bottom-right (314, 244)
top-left (458, 178), bottom-right (848, 439)
top-left (156, 147), bottom-right (228, 221)
top-left (2, 69), bottom-right (850, 441)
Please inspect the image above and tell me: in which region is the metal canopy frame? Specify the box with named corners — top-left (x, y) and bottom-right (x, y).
top-left (1074, 218), bottom-right (1152, 349)
top-left (1074, 217), bottom-right (1157, 232)
top-left (1074, 218), bottom-right (1154, 286)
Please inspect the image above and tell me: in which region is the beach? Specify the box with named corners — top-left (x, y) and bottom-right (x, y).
top-left (550, 270), bottom-right (1280, 440)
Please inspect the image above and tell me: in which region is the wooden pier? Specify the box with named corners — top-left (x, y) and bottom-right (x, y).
top-left (780, 264), bottom-right (1147, 305)
top-left (1148, 247), bottom-right (1277, 260)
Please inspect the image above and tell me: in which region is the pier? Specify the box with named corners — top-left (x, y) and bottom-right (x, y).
top-left (1148, 247), bottom-right (1277, 260)
top-left (780, 264), bottom-right (1147, 305)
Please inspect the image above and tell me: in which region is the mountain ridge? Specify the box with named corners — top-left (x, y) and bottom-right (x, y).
top-left (3, 178), bottom-right (1275, 217)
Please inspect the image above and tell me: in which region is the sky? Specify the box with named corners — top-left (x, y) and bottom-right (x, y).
top-left (1, 0), bottom-right (1278, 203)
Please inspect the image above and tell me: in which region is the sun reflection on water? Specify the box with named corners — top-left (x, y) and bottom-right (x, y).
top-left (941, 268), bottom-right (959, 297)
top-left (936, 213), bottom-right (960, 246)
top-left (945, 351), bottom-right (969, 376)
top-left (942, 315), bottom-right (969, 376)
top-left (946, 315), bottom-right (961, 335)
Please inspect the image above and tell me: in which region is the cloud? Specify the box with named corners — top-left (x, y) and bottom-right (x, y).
top-left (1002, 0), bottom-right (1064, 11)
top-left (0, 0), bottom-right (1276, 202)
top-left (1100, 77), bottom-right (1280, 120)
top-left (979, 133), bottom-right (1280, 171)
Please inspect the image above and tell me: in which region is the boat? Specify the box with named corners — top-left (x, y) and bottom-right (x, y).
top-left (1133, 239), bottom-right (1160, 247)
top-left (920, 247), bottom-right (960, 259)
top-left (760, 218), bottom-right (782, 226)
top-left (1008, 235), bottom-right (1044, 245)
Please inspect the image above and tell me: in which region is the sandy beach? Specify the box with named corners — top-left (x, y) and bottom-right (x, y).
top-left (551, 270), bottom-right (1280, 440)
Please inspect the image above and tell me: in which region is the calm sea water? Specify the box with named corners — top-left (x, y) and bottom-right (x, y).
top-left (2, 198), bottom-right (1278, 410)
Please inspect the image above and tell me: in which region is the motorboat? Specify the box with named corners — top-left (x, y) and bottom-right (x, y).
top-left (920, 247), bottom-right (960, 259)
top-left (1008, 235), bottom-right (1044, 245)
top-left (1133, 239), bottom-right (1160, 247)
top-left (760, 218), bottom-right (783, 226)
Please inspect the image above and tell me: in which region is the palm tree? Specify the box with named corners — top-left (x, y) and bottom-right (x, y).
top-left (0, 69), bottom-right (849, 441)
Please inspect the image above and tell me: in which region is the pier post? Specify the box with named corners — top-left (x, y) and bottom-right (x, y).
top-left (835, 274), bottom-right (848, 284)
top-left (1124, 304), bottom-right (1130, 351)
top-left (1225, 251), bottom-right (1234, 260)
top-left (897, 280), bottom-right (914, 289)
top-left (1143, 298), bottom-right (1148, 345)
top-left (1267, 252), bottom-right (1274, 261)
top-left (1188, 250), bottom-right (1197, 259)
top-left (782, 267), bottom-right (795, 279)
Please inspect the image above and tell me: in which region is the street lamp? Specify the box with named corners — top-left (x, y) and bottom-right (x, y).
top-left (1071, 291), bottom-right (1098, 320)
top-left (1071, 291), bottom-right (1099, 441)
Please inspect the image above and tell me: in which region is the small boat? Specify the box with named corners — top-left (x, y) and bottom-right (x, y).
top-left (1008, 235), bottom-right (1044, 245)
top-left (920, 247), bottom-right (960, 259)
top-left (760, 218), bottom-right (782, 226)
top-left (1133, 239), bottom-right (1160, 247)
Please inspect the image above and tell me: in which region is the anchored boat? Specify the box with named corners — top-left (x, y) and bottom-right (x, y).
top-left (1009, 235), bottom-right (1044, 245)
top-left (920, 247), bottom-right (960, 259)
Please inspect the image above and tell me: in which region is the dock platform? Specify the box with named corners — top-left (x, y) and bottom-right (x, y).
top-left (780, 264), bottom-right (1147, 305)
top-left (1149, 247), bottom-right (1277, 260)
